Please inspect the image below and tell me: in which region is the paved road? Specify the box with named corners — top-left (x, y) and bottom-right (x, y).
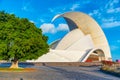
top-left (0, 66), bottom-right (120, 80)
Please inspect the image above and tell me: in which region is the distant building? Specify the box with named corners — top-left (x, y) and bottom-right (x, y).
top-left (27, 12), bottom-right (112, 62)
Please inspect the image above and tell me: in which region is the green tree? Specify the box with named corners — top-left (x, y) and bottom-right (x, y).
top-left (0, 11), bottom-right (49, 68)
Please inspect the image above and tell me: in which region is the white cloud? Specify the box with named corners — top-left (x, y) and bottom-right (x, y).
top-left (89, 10), bottom-right (101, 16)
top-left (22, 6), bottom-right (27, 11)
top-left (40, 19), bottom-right (45, 23)
top-left (57, 24), bottom-right (69, 31)
top-left (40, 23), bottom-right (69, 34)
top-left (88, 0), bottom-right (120, 29)
top-left (22, 4), bottom-right (31, 12)
top-left (88, 13), bottom-right (93, 16)
top-left (101, 18), bottom-right (120, 28)
top-left (101, 21), bottom-right (120, 28)
top-left (21, 1), bottom-right (34, 12)
top-left (105, 0), bottom-right (120, 13)
top-left (70, 4), bottom-right (80, 11)
top-left (93, 10), bottom-right (99, 15)
top-left (107, 7), bottom-right (120, 13)
top-left (102, 17), bottom-right (114, 22)
top-left (48, 8), bottom-right (54, 13)
top-left (110, 45), bottom-right (119, 51)
top-left (40, 23), bottom-right (56, 34)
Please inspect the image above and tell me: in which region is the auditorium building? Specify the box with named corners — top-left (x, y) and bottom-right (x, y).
top-left (27, 12), bottom-right (112, 62)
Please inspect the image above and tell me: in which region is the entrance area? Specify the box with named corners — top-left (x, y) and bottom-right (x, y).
top-left (85, 49), bottom-right (105, 62)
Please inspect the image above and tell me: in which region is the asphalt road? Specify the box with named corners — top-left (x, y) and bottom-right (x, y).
top-left (0, 66), bottom-right (120, 80)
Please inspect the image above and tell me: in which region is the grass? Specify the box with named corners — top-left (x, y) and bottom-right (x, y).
top-left (0, 68), bottom-right (36, 72)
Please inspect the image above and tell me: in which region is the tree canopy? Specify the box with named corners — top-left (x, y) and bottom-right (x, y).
top-left (0, 11), bottom-right (49, 61)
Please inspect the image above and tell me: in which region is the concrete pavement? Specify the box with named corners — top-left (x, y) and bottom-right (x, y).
top-left (0, 66), bottom-right (119, 80)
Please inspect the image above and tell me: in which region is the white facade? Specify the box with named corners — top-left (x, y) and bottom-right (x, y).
top-left (27, 12), bottom-right (112, 62)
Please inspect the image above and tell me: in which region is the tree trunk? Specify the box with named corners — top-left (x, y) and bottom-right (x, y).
top-left (10, 58), bottom-right (19, 68)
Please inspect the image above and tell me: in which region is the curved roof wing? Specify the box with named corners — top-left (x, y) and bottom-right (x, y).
top-left (51, 14), bottom-right (62, 22)
top-left (52, 12), bottom-right (111, 60)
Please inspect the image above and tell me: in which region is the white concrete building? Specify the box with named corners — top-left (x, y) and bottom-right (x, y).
top-left (27, 12), bottom-right (112, 62)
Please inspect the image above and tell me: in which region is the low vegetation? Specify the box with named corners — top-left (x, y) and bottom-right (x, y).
top-left (101, 60), bottom-right (120, 77)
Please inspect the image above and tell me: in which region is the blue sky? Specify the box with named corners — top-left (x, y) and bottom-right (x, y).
top-left (0, 0), bottom-right (120, 61)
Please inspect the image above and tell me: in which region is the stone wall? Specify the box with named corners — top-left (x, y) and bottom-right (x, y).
top-left (31, 62), bottom-right (102, 66)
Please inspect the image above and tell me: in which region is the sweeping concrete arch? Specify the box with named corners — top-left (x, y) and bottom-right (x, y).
top-left (52, 12), bottom-right (111, 60)
top-left (27, 12), bottom-right (112, 62)
top-left (81, 48), bottom-right (105, 62)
